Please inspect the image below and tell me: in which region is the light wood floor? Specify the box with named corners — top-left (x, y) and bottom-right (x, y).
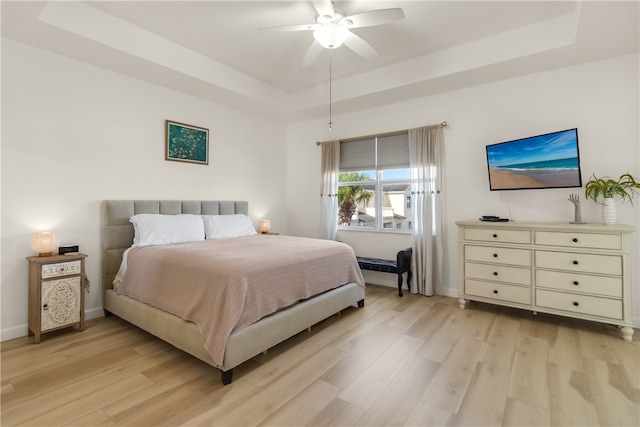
top-left (2, 284), bottom-right (639, 426)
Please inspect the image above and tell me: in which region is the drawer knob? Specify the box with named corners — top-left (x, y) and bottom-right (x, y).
top-left (572, 260), bottom-right (579, 265)
top-left (43, 303), bottom-right (49, 311)
top-left (492, 234), bottom-right (498, 238)
top-left (493, 253), bottom-right (498, 258)
top-left (572, 238), bottom-right (579, 243)
top-left (493, 272), bottom-right (498, 276)
top-left (493, 289), bottom-right (498, 294)
top-left (573, 301), bottom-right (579, 307)
top-left (573, 281), bottom-right (579, 286)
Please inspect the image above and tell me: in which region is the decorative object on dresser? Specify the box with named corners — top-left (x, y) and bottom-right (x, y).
top-left (568, 194), bottom-right (585, 224)
top-left (27, 253), bottom-right (88, 343)
top-left (584, 172), bottom-right (640, 224)
top-left (456, 220), bottom-right (635, 341)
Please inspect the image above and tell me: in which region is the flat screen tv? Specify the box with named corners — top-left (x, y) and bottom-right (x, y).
top-left (486, 128), bottom-right (582, 191)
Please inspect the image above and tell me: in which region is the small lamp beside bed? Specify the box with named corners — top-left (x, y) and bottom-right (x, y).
top-left (31, 231), bottom-right (58, 257)
top-left (259, 219), bottom-right (271, 234)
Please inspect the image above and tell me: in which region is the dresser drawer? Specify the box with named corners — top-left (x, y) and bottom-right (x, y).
top-left (464, 228), bottom-right (531, 244)
top-left (535, 231), bottom-right (621, 250)
top-left (465, 279), bottom-right (531, 305)
top-left (465, 245), bottom-right (531, 267)
top-left (465, 262), bottom-right (531, 286)
top-left (536, 289), bottom-right (622, 320)
top-left (535, 251), bottom-right (621, 275)
top-left (536, 270), bottom-right (622, 298)
top-left (41, 261), bottom-right (82, 279)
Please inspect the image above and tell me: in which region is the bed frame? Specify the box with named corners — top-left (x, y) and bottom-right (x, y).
top-left (102, 200), bottom-right (365, 384)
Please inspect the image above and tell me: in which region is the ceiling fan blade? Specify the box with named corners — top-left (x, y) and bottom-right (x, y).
top-left (312, 0), bottom-right (335, 19)
top-left (258, 23), bottom-right (317, 33)
top-left (343, 31), bottom-right (378, 60)
top-left (302, 40), bottom-right (324, 67)
top-left (343, 8), bottom-right (404, 28)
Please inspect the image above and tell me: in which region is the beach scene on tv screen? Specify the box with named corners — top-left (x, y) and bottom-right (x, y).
top-left (487, 129), bottom-right (581, 190)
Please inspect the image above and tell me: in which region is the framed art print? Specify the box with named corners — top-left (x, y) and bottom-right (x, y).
top-left (165, 120), bottom-right (209, 165)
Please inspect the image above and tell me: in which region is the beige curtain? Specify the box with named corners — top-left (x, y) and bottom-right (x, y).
top-left (319, 140), bottom-right (340, 240)
top-left (409, 125), bottom-right (444, 296)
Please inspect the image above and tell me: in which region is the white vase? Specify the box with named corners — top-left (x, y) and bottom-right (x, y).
top-left (602, 198), bottom-right (616, 224)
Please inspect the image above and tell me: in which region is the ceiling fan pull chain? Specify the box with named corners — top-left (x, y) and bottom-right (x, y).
top-left (329, 49), bottom-right (333, 130)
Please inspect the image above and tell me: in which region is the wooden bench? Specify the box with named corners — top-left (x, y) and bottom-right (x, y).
top-left (357, 247), bottom-right (412, 297)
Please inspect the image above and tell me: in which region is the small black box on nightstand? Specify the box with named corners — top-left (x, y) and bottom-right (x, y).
top-left (58, 245), bottom-right (79, 255)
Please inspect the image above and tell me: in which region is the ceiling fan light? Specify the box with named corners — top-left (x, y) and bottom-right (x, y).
top-left (313, 23), bottom-right (348, 49)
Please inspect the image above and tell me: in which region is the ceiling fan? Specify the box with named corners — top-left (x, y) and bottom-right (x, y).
top-left (258, 0), bottom-right (404, 66)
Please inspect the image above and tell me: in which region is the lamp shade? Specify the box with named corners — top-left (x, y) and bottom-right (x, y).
top-left (31, 231), bottom-right (58, 257)
top-left (313, 22), bottom-right (348, 49)
top-left (259, 219), bottom-right (271, 234)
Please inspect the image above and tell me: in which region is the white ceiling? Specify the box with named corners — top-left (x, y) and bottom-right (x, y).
top-left (2, 1), bottom-right (639, 123)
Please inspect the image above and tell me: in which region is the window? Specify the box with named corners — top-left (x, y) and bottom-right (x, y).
top-left (338, 132), bottom-right (411, 232)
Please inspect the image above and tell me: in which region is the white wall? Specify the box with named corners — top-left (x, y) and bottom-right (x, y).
top-left (287, 53), bottom-right (640, 325)
top-left (3, 39), bottom-right (638, 341)
top-left (1, 39), bottom-right (288, 340)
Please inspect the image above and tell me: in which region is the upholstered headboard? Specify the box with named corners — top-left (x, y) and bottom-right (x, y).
top-left (102, 200), bottom-right (249, 300)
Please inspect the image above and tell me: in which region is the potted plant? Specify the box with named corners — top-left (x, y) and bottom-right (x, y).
top-left (584, 172), bottom-right (640, 224)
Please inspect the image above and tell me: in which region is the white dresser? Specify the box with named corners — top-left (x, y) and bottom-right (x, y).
top-left (456, 221), bottom-right (635, 341)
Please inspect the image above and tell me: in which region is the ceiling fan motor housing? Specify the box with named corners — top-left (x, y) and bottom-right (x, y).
top-left (314, 9), bottom-right (351, 49)
top-left (258, 4), bottom-right (404, 64)
top-left (316, 9), bottom-right (346, 25)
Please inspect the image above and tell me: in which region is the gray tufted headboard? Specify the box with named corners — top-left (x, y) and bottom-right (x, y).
top-left (102, 200), bottom-right (249, 301)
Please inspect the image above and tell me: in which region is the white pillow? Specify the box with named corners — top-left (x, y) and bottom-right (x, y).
top-left (130, 214), bottom-right (205, 247)
top-left (202, 214), bottom-right (257, 239)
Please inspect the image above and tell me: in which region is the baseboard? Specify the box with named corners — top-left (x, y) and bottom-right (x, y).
top-left (85, 307), bottom-right (105, 320)
top-left (1, 324), bottom-right (27, 342)
top-left (1, 308), bottom-right (106, 342)
top-left (363, 271), bottom-right (459, 299)
top-left (361, 270), bottom-right (397, 288)
top-left (438, 287), bottom-right (459, 298)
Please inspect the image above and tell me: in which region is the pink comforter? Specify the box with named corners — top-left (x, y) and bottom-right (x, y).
top-left (116, 235), bottom-right (365, 367)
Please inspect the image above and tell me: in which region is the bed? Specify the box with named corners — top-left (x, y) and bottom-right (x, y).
top-left (102, 200), bottom-right (365, 384)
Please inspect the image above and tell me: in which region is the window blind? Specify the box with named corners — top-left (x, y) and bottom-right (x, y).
top-left (377, 133), bottom-right (409, 170)
top-left (339, 132), bottom-right (409, 171)
top-left (339, 137), bottom-right (375, 171)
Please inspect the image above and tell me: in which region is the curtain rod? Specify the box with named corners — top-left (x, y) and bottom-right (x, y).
top-left (315, 121), bottom-right (448, 145)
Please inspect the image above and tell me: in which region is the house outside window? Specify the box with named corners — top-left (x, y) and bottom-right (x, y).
top-left (338, 132), bottom-right (412, 233)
